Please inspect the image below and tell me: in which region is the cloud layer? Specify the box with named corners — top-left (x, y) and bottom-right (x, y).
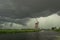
top-left (27, 14), bottom-right (60, 29)
top-left (0, 0), bottom-right (60, 18)
top-left (0, 0), bottom-right (60, 29)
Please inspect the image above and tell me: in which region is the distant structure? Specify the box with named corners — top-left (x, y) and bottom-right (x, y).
top-left (10, 22), bottom-right (13, 27)
top-left (35, 18), bottom-right (39, 29)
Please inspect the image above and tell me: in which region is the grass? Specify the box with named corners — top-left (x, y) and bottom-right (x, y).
top-left (0, 29), bottom-right (40, 34)
top-left (52, 28), bottom-right (60, 32)
top-left (55, 29), bottom-right (60, 32)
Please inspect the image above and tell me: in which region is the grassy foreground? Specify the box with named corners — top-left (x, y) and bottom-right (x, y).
top-left (55, 29), bottom-right (60, 32)
top-left (0, 29), bottom-right (40, 34)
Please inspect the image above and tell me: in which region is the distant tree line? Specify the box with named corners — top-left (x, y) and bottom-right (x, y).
top-left (51, 27), bottom-right (60, 32)
top-left (51, 27), bottom-right (56, 30)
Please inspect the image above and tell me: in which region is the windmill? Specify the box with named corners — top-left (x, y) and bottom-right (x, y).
top-left (35, 18), bottom-right (39, 29)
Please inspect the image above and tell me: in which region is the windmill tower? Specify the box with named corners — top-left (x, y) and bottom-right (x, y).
top-left (35, 18), bottom-right (39, 29)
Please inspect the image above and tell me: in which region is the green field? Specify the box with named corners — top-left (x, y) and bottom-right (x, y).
top-left (52, 28), bottom-right (60, 32)
top-left (55, 29), bottom-right (60, 32)
top-left (0, 29), bottom-right (40, 34)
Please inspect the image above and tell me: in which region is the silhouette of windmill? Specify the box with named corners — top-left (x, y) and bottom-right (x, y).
top-left (35, 18), bottom-right (39, 29)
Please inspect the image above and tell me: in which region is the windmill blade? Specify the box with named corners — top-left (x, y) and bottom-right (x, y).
top-left (10, 22), bottom-right (13, 27)
top-left (31, 16), bottom-right (38, 22)
top-left (35, 17), bottom-right (39, 23)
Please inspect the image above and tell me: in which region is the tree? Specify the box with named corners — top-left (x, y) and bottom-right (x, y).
top-left (51, 27), bottom-right (56, 30)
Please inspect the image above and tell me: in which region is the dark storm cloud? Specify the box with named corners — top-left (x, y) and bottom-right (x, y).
top-left (0, 0), bottom-right (60, 26)
top-left (11, 0), bottom-right (60, 18)
top-left (0, 16), bottom-right (30, 25)
top-left (0, 0), bottom-right (60, 18)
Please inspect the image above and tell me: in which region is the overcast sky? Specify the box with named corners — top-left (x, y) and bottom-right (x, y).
top-left (27, 14), bottom-right (60, 29)
top-left (0, 0), bottom-right (60, 29)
